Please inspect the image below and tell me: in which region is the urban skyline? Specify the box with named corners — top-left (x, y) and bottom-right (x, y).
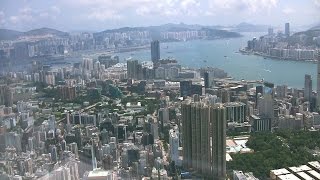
top-left (0, 0), bottom-right (319, 31)
top-left (1, 1), bottom-right (320, 179)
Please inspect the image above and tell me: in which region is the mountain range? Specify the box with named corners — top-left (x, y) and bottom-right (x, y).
top-left (0, 27), bottom-right (69, 40)
top-left (1, 22), bottom-right (318, 41)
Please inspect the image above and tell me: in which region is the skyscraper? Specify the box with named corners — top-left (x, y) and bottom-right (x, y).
top-left (304, 74), bottom-right (312, 101)
top-left (317, 52), bottom-right (320, 110)
top-left (127, 60), bottom-right (139, 79)
top-left (211, 105), bottom-right (226, 180)
top-left (127, 59), bottom-right (143, 80)
top-left (181, 99), bottom-right (226, 179)
top-left (0, 85), bottom-right (13, 107)
top-left (151, 40), bottom-right (160, 62)
top-left (285, 23), bottom-right (290, 37)
top-left (180, 80), bottom-right (192, 97)
top-left (169, 129), bottom-right (179, 164)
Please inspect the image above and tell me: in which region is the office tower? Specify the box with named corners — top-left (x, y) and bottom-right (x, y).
top-left (151, 40), bottom-right (160, 62)
top-left (305, 74), bottom-right (312, 101)
top-left (258, 87), bottom-right (274, 125)
top-left (250, 115), bottom-right (271, 132)
top-left (204, 71), bottom-right (214, 88)
top-left (181, 99), bottom-right (226, 178)
top-left (255, 85), bottom-right (263, 108)
top-left (275, 85), bottom-right (287, 98)
top-left (268, 28), bottom-right (274, 36)
top-left (169, 129), bottom-right (179, 164)
top-left (285, 23), bottom-right (290, 37)
top-left (180, 80), bottom-right (192, 97)
top-left (224, 102), bottom-right (247, 123)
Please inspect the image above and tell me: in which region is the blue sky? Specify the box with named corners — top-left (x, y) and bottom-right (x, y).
top-left (0, 0), bottom-right (319, 31)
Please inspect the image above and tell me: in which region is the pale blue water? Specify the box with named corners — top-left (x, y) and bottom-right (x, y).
top-left (116, 32), bottom-right (316, 89)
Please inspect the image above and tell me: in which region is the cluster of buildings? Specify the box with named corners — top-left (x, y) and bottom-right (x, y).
top-left (1, 37), bottom-right (320, 180)
top-left (0, 28), bottom-right (235, 62)
top-left (270, 161), bottom-right (320, 180)
top-left (244, 23), bottom-right (319, 60)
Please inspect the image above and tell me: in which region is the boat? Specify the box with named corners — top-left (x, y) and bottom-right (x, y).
top-left (203, 60), bottom-right (207, 63)
top-left (224, 56), bottom-right (227, 58)
top-left (264, 57), bottom-right (267, 59)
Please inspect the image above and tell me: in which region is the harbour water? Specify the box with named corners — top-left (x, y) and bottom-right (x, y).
top-left (116, 32), bottom-right (317, 89)
top-left (3, 32), bottom-right (316, 89)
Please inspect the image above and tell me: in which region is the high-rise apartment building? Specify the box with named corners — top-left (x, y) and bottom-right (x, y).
top-left (151, 40), bottom-right (160, 62)
top-left (317, 52), bottom-right (320, 110)
top-left (127, 59), bottom-right (143, 80)
top-left (0, 85), bottom-right (13, 107)
top-left (181, 99), bottom-right (226, 179)
top-left (304, 74), bottom-right (312, 101)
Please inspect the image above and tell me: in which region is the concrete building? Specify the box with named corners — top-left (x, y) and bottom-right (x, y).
top-left (285, 23), bottom-right (290, 37)
top-left (169, 129), bottom-right (179, 165)
top-left (304, 74), bottom-right (312, 101)
top-left (250, 115), bottom-right (271, 132)
top-left (181, 99), bottom-right (226, 179)
top-left (151, 40), bottom-right (160, 62)
top-left (224, 102), bottom-right (246, 123)
top-left (317, 52), bottom-right (320, 110)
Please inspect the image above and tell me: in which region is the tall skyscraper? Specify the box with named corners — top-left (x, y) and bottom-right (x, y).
top-left (181, 99), bottom-right (226, 179)
top-left (285, 23), bottom-right (290, 37)
top-left (169, 129), bottom-right (179, 164)
top-left (151, 40), bottom-right (160, 62)
top-left (304, 74), bottom-right (312, 101)
top-left (211, 105), bottom-right (226, 180)
top-left (204, 71), bottom-right (214, 88)
top-left (317, 52), bottom-right (320, 110)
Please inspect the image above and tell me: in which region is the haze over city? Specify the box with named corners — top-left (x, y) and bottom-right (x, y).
top-left (0, 0), bottom-right (320, 31)
top-left (1, 0), bottom-right (320, 180)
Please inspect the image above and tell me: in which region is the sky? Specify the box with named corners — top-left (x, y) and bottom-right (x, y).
top-left (0, 0), bottom-right (319, 32)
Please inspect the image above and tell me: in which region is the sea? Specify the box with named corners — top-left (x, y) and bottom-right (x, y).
top-left (3, 32), bottom-right (317, 89)
top-left (115, 32), bottom-right (317, 89)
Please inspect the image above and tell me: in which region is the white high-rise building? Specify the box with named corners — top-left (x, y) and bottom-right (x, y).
top-left (169, 129), bottom-right (179, 164)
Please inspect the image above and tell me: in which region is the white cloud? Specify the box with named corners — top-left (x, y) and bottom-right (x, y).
top-left (50, 6), bottom-right (61, 14)
top-left (208, 0), bottom-right (278, 13)
top-left (8, 6), bottom-right (61, 26)
top-left (314, 0), bottom-right (320, 7)
top-left (88, 9), bottom-right (122, 21)
top-left (282, 7), bottom-right (296, 15)
top-left (9, 7), bottom-right (35, 24)
top-left (66, 0), bottom-right (202, 18)
top-left (0, 11), bottom-right (5, 25)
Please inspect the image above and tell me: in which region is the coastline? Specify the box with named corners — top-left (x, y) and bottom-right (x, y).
top-left (239, 49), bottom-right (318, 63)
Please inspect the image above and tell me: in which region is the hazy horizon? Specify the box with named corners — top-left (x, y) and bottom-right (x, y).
top-left (0, 0), bottom-right (319, 32)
